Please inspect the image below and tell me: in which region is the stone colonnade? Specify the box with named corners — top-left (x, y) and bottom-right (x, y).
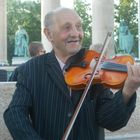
top-left (0, 0), bottom-right (114, 63)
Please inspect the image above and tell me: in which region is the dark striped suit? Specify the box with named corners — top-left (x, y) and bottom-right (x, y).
top-left (4, 51), bottom-right (136, 140)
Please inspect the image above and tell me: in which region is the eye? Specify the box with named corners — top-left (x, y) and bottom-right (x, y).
top-left (76, 24), bottom-right (83, 31)
top-left (63, 25), bottom-right (71, 31)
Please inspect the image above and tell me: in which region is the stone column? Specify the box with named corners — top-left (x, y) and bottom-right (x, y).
top-left (0, 0), bottom-right (7, 64)
top-left (41, 0), bottom-right (61, 52)
top-left (138, 0), bottom-right (140, 59)
top-left (91, 0), bottom-right (115, 58)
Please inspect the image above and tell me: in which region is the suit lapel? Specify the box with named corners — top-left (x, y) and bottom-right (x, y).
top-left (45, 52), bottom-right (70, 98)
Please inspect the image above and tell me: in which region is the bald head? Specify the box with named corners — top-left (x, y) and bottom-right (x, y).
top-left (44, 7), bottom-right (81, 29)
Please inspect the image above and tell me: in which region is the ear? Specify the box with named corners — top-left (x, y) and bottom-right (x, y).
top-left (44, 27), bottom-right (53, 42)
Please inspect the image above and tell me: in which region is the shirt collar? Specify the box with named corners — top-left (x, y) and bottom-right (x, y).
top-left (55, 55), bottom-right (65, 71)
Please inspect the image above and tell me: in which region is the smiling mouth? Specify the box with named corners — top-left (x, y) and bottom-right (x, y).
top-left (67, 41), bottom-right (80, 46)
top-left (68, 40), bottom-right (79, 43)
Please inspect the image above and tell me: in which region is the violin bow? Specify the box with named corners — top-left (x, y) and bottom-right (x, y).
top-left (62, 32), bottom-right (112, 140)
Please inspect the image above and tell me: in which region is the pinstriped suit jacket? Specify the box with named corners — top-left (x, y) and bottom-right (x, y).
top-left (4, 51), bottom-right (136, 140)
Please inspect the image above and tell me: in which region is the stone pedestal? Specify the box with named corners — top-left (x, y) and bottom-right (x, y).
top-left (12, 57), bottom-right (29, 65)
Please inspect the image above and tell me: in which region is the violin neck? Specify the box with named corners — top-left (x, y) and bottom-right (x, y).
top-left (101, 62), bottom-right (127, 72)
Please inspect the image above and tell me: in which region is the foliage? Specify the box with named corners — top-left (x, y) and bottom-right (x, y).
top-left (7, 0), bottom-right (41, 65)
top-left (7, 0), bottom-right (138, 64)
top-left (74, 0), bottom-right (138, 57)
top-left (74, 0), bottom-right (92, 49)
top-left (114, 0), bottom-right (138, 57)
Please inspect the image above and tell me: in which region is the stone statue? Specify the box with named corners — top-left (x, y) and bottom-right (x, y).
top-left (14, 25), bottom-right (29, 57)
top-left (119, 20), bottom-right (134, 54)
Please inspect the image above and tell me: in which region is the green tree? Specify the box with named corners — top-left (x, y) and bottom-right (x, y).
top-left (114, 0), bottom-right (138, 56)
top-left (7, 0), bottom-right (41, 65)
top-left (74, 0), bottom-right (92, 49)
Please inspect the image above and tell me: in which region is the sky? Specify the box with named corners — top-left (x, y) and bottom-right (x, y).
top-left (61, 0), bottom-right (138, 7)
top-left (21, 0), bottom-right (138, 7)
top-left (61, 0), bottom-right (91, 8)
top-left (61, 0), bottom-right (74, 8)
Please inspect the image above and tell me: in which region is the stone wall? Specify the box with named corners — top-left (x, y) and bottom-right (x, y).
top-left (0, 82), bottom-right (140, 140)
top-left (0, 82), bottom-right (15, 140)
top-left (105, 92), bottom-right (140, 140)
top-left (0, 82), bottom-right (16, 140)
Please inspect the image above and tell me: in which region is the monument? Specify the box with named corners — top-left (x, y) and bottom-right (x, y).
top-left (12, 25), bottom-right (29, 65)
top-left (118, 20), bottom-right (134, 56)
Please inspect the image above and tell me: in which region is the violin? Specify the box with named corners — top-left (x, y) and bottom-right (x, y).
top-left (62, 32), bottom-right (134, 140)
top-left (64, 49), bottom-right (134, 90)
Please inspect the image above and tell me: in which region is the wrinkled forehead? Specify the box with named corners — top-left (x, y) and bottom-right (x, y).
top-left (53, 9), bottom-right (82, 25)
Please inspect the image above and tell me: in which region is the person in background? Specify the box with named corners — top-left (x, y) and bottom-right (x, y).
top-left (29, 41), bottom-right (46, 57)
top-left (4, 7), bottom-right (140, 140)
top-left (9, 41), bottom-right (45, 81)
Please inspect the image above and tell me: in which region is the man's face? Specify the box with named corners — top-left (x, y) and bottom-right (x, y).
top-left (45, 10), bottom-right (84, 57)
